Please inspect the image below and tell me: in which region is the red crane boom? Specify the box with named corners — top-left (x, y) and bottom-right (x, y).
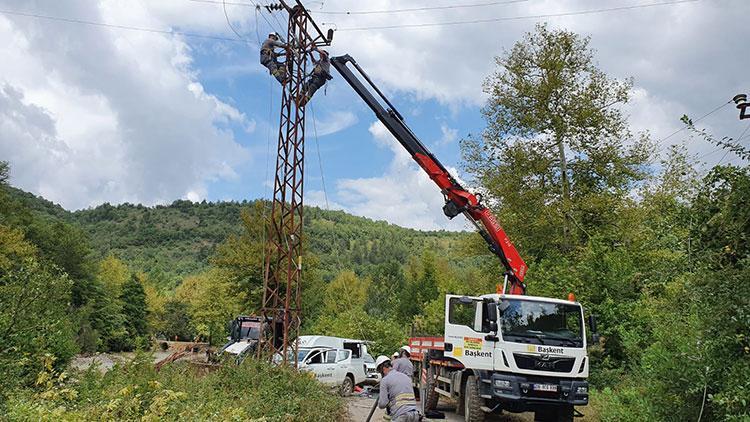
top-left (330, 55), bottom-right (527, 295)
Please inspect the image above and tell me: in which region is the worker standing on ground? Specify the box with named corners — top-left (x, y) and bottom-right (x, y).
top-left (298, 49), bottom-right (332, 106)
top-left (375, 356), bottom-right (421, 422)
top-left (260, 33), bottom-right (288, 84)
top-left (392, 346), bottom-right (414, 376)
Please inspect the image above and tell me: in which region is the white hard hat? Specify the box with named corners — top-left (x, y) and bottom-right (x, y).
top-left (400, 345), bottom-right (411, 355)
top-left (392, 352), bottom-right (399, 359)
top-left (375, 355), bottom-right (391, 371)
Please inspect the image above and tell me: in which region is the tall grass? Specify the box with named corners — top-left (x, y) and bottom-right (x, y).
top-left (5, 353), bottom-right (345, 421)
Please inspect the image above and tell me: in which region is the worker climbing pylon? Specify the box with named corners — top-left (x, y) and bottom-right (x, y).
top-left (298, 49), bottom-right (332, 107)
top-left (260, 33), bottom-right (289, 84)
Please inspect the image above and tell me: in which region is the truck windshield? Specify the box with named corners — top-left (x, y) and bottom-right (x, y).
top-left (500, 299), bottom-right (583, 348)
top-left (239, 322), bottom-right (261, 339)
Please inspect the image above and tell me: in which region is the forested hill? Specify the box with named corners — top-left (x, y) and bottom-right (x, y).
top-left (5, 187), bottom-right (467, 286)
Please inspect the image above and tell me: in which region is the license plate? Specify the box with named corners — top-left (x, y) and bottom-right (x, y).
top-left (534, 384), bottom-right (558, 392)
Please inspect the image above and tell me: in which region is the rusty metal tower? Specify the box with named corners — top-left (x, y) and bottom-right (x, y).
top-left (259, 1), bottom-right (332, 366)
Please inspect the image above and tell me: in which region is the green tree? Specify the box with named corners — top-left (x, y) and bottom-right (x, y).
top-left (161, 300), bottom-right (195, 341)
top-left (365, 261), bottom-right (406, 319)
top-left (464, 23), bottom-right (650, 258)
top-left (0, 258), bottom-right (77, 401)
top-left (321, 270), bottom-right (369, 315)
top-left (120, 273), bottom-right (149, 345)
top-left (176, 269), bottom-right (242, 344)
top-left (211, 202), bottom-right (266, 310)
top-left (97, 254), bottom-right (129, 297)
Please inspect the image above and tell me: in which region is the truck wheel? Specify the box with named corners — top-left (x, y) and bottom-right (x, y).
top-left (340, 374), bottom-right (354, 397)
top-left (464, 375), bottom-right (485, 422)
top-left (422, 363), bottom-right (439, 412)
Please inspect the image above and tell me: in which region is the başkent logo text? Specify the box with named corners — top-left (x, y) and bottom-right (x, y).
top-left (537, 346), bottom-right (564, 355)
top-left (464, 350), bottom-right (492, 358)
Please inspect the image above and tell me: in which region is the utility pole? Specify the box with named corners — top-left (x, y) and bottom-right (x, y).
top-left (258, 0), bottom-right (331, 366)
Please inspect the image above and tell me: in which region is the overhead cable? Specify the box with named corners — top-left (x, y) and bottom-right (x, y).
top-left (223, 0), bottom-right (249, 42)
top-left (312, 0), bottom-right (528, 15)
top-left (325, 0), bottom-right (699, 31)
top-left (188, 0), bottom-right (528, 14)
top-left (717, 122), bottom-right (750, 164)
top-left (0, 8), bottom-right (245, 42)
top-left (655, 100), bottom-right (732, 153)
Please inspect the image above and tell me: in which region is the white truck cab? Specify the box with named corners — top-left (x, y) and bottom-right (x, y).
top-left (445, 294), bottom-right (589, 378)
top-left (415, 294), bottom-right (598, 421)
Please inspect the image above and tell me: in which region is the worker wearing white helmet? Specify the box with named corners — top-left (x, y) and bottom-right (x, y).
top-left (391, 345), bottom-right (414, 376)
top-left (375, 355), bottom-right (421, 422)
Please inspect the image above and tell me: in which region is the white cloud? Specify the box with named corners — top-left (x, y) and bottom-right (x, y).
top-left (0, 0), bottom-right (253, 209)
top-left (313, 0), bottom-right (748, 165)
top-left (305, 189), bottom-right (345, 211)
top-left (332, 121), bottom-right (469, 231)
top-left (312, 110), bottom-right (358, 136)
top-left (436, 124), bottom-right (458, 146)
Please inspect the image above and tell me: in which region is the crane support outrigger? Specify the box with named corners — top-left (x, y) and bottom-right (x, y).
top-left (331, 54), bottom-right (527, 295)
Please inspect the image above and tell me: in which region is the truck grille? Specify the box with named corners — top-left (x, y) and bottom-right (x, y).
top-left (513, 353), bottom-right (575, 373)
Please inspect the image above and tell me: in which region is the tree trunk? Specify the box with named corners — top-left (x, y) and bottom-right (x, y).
top-left (557, 138), bottom-right (571, 250)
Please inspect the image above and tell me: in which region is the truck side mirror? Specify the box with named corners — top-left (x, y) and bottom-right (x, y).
top-left (485, 301), bottom-right (498, 332)
top-left (327, 28), bottom-right (334, 43)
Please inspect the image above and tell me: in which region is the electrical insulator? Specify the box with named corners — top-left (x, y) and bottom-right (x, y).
top-left (265, 3), bottom-right (284, 12)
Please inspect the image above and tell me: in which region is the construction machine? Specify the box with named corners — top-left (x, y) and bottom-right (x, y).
top-left (329, 55), bottom-right (599, 422)
top-left (218, 316), bottom-right (283, 363)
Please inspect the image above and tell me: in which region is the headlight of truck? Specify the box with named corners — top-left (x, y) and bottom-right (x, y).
top-left (576, 386), bottom-right (588, 394)
top-left (494, 379), bottom-right (512, 389)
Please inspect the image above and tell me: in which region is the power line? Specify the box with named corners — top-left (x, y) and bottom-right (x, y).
top-left (312, 0), bottom-right (528, 15)
top-left (656, 100), bottom-right (732, 149)
top-left (223, 0), bottom-right (249, 42)
top-left (717, 122), bottom-right (750, 165)
top-left (309, 103), bottom-right (330, 210)
top-left (327, 0), bottom-right (699, 32)
top-left (187, 0), bottom-right (528, 14)
top-left (189, 0), bottom-right (288, 36)
top-left (0, 8), bottom-right (245, 42)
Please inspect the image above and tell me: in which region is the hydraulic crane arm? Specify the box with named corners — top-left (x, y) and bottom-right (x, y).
top-left (330, 54), bottom-right (527, 294)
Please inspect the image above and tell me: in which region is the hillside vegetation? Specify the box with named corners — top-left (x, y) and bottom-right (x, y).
top-left (5, 187), bottom-right (466, 288)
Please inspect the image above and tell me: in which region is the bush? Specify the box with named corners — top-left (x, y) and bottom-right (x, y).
top-left (5, 353), bottom-right (346, 421)
top-left (0, 259), bottom-right (77, 402)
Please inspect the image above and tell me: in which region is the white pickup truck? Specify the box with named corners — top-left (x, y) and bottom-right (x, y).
top-left (295, 335), bottom-right (369, 395)
top-left (296, 346), bottom-right (366, 395)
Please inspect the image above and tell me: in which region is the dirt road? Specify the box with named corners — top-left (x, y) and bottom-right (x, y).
top-left (345, 396), bottom-right (534, 422)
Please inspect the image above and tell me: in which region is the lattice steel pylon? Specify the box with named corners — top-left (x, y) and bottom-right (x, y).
top-left (259, 1), bottom-right (332, 366)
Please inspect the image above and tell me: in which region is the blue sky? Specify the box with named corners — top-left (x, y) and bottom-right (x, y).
top-left (0, 0), bottom-right (747, 231)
